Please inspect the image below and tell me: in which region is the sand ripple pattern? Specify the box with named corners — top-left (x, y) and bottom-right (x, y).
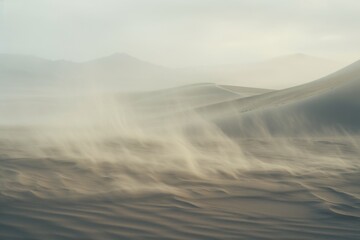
top-left (1, 137), bottom-right (360, 240)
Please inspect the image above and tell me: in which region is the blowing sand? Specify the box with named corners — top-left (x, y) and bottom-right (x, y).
top-left (1, 133), bottom-right (359, 240)
top-left (1, 60), bottom-right (360, 239)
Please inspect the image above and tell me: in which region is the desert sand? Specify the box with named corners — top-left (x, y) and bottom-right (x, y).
top-left (0, 55), bottom-right (359, 240)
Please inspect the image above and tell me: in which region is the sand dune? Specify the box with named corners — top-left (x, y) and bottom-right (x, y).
top-left (189, 59), bottom-right (360, 136)
top-left (0, 83), bottom-right (271, 126)
top-left (123, 83), bottom-right (272, 117)
top-left (1, 58), bottom-right (360, 239)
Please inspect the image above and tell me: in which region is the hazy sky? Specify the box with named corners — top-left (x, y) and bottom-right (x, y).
top-left (1, 0), bottom-right (360, 67)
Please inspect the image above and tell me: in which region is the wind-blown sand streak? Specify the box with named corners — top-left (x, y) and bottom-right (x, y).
top-left (1, 60), bottom-right (360, 239)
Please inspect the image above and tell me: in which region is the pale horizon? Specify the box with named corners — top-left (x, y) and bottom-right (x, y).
top-left (1, 0), bottom-right (360, 67)
top-left (0, 51), bottom-right (353, 68)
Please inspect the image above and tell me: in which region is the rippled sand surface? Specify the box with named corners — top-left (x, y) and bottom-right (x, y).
top-left (1, 134), bottom-right (359, 240)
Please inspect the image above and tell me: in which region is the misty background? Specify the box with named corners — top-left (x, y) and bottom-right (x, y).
top-left (1, 0), bottom-right (360, 68)
top-left (1, 0), bottom-right (360, 125)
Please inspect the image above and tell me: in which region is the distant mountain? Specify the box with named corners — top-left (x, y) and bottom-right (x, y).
top-left (181, 54), bottom-right (346, 89)
top-left (0, 53), bottom-right (346, 96)
top-left (84, 53), bottom-right (161, 67)
top-left (75, 53), bottom-right (178, 92)
top-left (0, 53), bottom-right (183, 96)
top-left (0, 54), bottom-right (75, 95)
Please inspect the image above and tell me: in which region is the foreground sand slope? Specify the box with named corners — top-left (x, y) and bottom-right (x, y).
top-left (1, 136), bottom-right (359, 240)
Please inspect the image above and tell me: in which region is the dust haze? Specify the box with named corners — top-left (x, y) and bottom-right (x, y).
top-left (1, 1), bottom-right (360, 240)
